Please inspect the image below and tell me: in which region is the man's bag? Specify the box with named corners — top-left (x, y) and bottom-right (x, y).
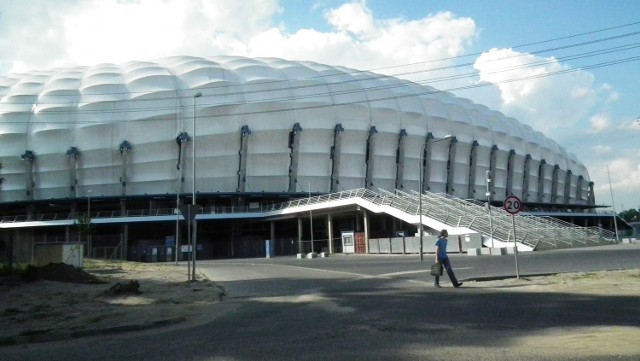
top-left (430, 262), bottom-right (443, 276)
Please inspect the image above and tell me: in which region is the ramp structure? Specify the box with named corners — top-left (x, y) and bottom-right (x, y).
top-left (249, 188), bottom-right (616, 251)
top-left (1, 188), bottom-right (616, 252)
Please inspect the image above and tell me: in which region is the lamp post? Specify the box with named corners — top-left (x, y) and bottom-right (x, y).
top-left (486, 170), bottom-right (494, 249)
top-left (309, 182), bottom-right (314, 254)
top-left (87, 189), bottom-right (92, 218)
top-left (418, 135), bottom-right (453, 261)
top-left (87, 189), bottom-right (92, 256)
top-left (191, 92), bottom-right (202, 281)
top-left (192, 92), bottom-right (202, 206)
top-left (607, 165), bottom-right (619, 243)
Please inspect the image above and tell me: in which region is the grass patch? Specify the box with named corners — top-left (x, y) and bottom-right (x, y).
top-left (3, 307), bottom-right (23, 315)
top-left (0, 264), bottom-right (39, 281)
top-left (19, 329), bottom-right (52, 337)
top-left (567, 272), bottom-right (598, 281)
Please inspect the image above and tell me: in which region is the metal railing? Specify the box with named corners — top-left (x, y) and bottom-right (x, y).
top-left (1, 188), bottom-right (615, 250)
top-left (384, 188), bottom-right (615, 250)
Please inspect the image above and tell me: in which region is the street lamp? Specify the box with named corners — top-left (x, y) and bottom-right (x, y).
top-left (87, 189), bottom-right (92, 218)
top-left (309, 182), bottom-right (314, 254)
top-left (192, 92), bottom-right (202, 206)
top-left (418, 135), bottom-right (453, 261)
top-left (87, 189), bottom-right (92, 256)
top-left (486, 170), bottom-right (494, 249)
top-left (191, 92), bottom-right (202, 281)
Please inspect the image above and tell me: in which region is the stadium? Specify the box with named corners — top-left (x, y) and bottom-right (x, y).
top-left (0, 56), bottom-right (628, 263)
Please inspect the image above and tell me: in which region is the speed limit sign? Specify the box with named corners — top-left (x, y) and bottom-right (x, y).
top-left (503, 195), bottom-right (522, 215)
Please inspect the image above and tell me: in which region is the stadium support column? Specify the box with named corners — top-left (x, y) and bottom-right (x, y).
top-left (122, 224), bottom-right (129, 261)
top-left (506, 149), bottom-right (516, 196)
top-left (66, 147), bottom-right (81, 198)
top-left (364, 126), bottom-right (378, 190)
top-left (270, 221), bottom-right (275, 250)
top-left (237, 125), bottom-right (251, 192)
top-left (576, 175), bottom-right (584, 202)
top-left (537, 160), bottom-right (547, 204)
top-left (297, 216), bottom-right (303, 254)
top-left (362, 208), bottom-right (369, 254)
top-left (119, 141), bottom-right (132, 196)
top-left (467, 141), bottom-right (479, 199)
top-left (564, 170), bottom-right (572, 204)
top-left (445, 136), bottom-right (457, 195)
top-left (551, 164), bottom-right (560, 204)
top-left (175, 132), bottom-right (189, 195)
top-left (420, 133), bottom-right (434, 193)
top-left (288, 123), bottom-right (303, 192)
top-left (488, 145), bottom-right (498, 199)
top-left (522, 155), bottom-right (532, 202)
top-left (330, 124), bottom-right (344, 193)
top-left (587, 181), bottom-right (595, 206)
top-left (395, 129), bottom-right (407, 190)
top-left (20, 150), bottom-right (36, 201)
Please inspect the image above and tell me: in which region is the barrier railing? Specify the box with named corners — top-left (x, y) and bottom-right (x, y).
top-left (1, 188), bottom-right (615, 250)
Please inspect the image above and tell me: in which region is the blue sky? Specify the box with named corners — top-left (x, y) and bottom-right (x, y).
top-left (1, 0), bottom-right (639, 211)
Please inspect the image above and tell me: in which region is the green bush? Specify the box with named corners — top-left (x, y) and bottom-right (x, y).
top-left (20, 265), bottom-right (40, 282)
top-left (0, 263), bottom-right (13, 277)
top-left (0, 263), bottom-right (41, 282)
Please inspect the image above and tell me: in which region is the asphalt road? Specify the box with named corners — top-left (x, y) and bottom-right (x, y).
top-left (4, 243), bottom-right (640, 361)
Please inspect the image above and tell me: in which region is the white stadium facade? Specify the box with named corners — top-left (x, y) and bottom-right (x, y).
top-left (0, 56), bottom-right (628, 263)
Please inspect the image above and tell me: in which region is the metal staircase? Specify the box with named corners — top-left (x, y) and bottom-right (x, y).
top-left (376, 188), bottom-right (616, 250)
top-left (273, 188), bottom-right (616, 251)
top-left (2, 187), bottom-right (616, 251)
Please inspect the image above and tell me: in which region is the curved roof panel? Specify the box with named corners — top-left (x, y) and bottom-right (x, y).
top-left (0, 55), bottom-right (590, 204)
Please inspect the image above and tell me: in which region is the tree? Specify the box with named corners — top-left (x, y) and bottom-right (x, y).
top-left (75, 213), bottom-right (93, 242)
top-left (619, 208), bottom-right (640, 222)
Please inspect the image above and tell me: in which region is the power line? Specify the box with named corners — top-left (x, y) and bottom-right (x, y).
top-left (4, 20), bottom-right (639, 102)
top-left (5, 54), bottom-right (637, 125)
top-left (1, 22), bottom-right (639, 122)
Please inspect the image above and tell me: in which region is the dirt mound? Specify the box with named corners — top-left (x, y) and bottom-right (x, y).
top-left (37, 263), bottom-right (104, 284)
top-left (103, 280), bottom-right (141, 295)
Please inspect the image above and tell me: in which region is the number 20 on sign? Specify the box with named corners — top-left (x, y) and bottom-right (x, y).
top-left (504, 195), bottom-right (522, 215)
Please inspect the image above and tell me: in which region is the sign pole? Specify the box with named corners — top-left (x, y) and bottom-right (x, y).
top-left (511, 214), bottom-right (520, 280)
top-left (187, 206), bottom-right (191, 281)
top-left (178, 204), bottom-right (201, 282)
top-left (504, 195), bottom-right (522, 280)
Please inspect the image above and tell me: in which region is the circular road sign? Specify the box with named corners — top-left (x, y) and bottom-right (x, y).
top-left (503, 195), bottom-right (522, 215)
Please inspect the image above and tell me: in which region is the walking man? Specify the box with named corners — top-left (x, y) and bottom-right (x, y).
top-left (434, 229), bottom-right (463, 288)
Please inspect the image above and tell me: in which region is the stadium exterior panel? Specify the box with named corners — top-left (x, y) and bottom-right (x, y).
top-left (0, 56), bottom-right (599, 260)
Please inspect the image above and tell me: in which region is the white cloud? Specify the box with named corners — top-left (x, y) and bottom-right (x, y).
top-left (592, 145), bottom-right (612, 155)
top-left (64, 1), bottom-right (188, 65)
top-left (0, 0), bottom-right (281, 72)
top-left (599, 83), bottom-right (619, 104)
top-left (243, 5), bottom-right (478, 82)
top-left (473, 48), bottom-right (599, 131)
top-left (325, 1), bottom-right (376, 38)
top-left (0, 0), bottom-right (73, 73)
top-left (592, 158), bottom-right (640, 210)
top-left (2, 2), bottom-right (483, 98)
top-left (1, 0), bottom-right (476, 77)
top-left (588, 114), bottom-right (612, 133)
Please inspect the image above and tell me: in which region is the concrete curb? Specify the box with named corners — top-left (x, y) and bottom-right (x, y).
top-left (462, 273), bottom-right (559, 283)
top-left (0, 317), bottom-right (186, 347)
